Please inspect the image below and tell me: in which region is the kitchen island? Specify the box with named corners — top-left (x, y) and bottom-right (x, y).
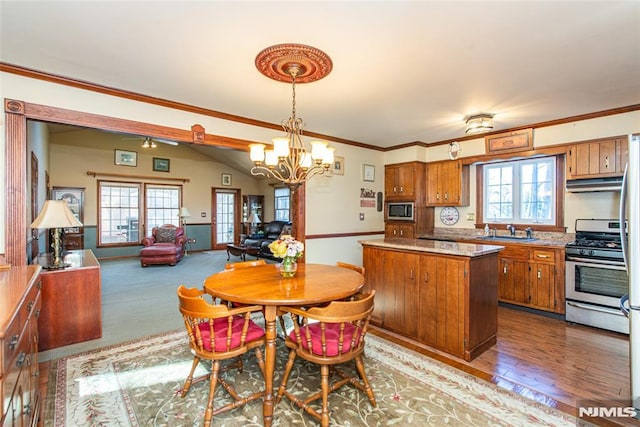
top-left (360, 238), bottom-right (503, 361)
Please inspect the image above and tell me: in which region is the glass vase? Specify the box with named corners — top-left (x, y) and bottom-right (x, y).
top-left (278, 257), bottom-right (297, 278)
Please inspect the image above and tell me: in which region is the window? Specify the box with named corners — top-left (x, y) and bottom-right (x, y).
top-left (482, 156), bottom-right (557, 226)
top-left (99, 182), bottom-right (141, 245)
top-left (146, 185), bottom-right (180, 234)
top-left (99, 181), bottom-right (182, 246)
top-left (216, 191), bottom-right (235, 244)
top-left (274, 187), bottom-right (290, 222)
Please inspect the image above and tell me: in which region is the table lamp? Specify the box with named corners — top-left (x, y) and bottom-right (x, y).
top-left (247, 212), bottom-right (261, 236)
top-left (30, 200), bottom-right (83, 269)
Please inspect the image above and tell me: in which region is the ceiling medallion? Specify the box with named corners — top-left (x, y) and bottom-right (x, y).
top-left (255, 43), bottom-right (333, 83)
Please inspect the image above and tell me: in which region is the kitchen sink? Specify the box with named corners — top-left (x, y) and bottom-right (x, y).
top-left (480, 236), bottom-right (538, 242)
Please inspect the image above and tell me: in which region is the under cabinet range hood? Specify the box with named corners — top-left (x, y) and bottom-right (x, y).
top-left (565, 176), bottom-right (624, 192)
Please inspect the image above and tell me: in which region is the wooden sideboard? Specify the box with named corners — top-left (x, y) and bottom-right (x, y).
top-left (0, 264), bottom-right (42, 427)
top-left (36, 249), bottom-right (102, 351)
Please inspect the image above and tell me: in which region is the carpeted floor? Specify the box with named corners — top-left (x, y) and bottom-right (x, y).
top-left (42, 329), bottom-right (586, 427)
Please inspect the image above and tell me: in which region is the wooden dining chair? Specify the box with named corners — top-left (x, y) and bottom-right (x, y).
top-left (224, 259), bottom-right (267, 270)
top-left (177, 285), bottom-right (266, 427)
top-left (336, 261), bottom-right (365, 275)
top-left (276, 290), bottom-right (377, 427)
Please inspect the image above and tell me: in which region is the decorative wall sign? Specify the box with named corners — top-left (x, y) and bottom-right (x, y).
top-left (485, 128), bottom-right (533, 155)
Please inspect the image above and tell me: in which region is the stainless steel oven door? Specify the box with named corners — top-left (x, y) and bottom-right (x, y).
top-left (565, 257), bottom-right (628, 307)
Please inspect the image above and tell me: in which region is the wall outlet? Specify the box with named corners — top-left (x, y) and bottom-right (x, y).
top-left (200, 212), bottom-right (206, 217)
top-left (359, 213), bottom-right (365, 221)
top-left (466, 213), bottom-right (475, 221)
top-left (189, 238), bottom-right (196, 244)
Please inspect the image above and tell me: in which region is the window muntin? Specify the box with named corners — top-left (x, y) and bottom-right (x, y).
top-left (483, 157), bottom-right (555, 225)
top-left (274, 187), bottom-right (290, 222)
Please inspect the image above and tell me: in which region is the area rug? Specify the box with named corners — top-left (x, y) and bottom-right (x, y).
top-left (43, 330), bottom-right (583, 426)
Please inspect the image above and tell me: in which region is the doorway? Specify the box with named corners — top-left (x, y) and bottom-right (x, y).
top-left (211, 187), bottom-right (241, 249)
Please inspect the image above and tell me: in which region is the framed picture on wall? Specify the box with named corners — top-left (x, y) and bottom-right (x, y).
top-left (153, 157), bottom-right (170, 172)
top-left (51, 187), bottom-right (84, 233)
top-left (332, 156), bottom-right (345, 175)
top-left (222, 173), bottom-right (232, 186)
top-left (114, 149), bottom-right (137, 167)
top-left (362, 164), bottom-right (375, 182)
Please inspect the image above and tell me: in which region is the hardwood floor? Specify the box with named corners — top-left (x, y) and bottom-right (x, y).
top-left (38, 305), bottom-right (633, 426)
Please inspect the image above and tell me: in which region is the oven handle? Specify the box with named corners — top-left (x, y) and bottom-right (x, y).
top-left (568, 300), bottom-right (627, 316)
top-left (565, 257), bottom-right (626, 268)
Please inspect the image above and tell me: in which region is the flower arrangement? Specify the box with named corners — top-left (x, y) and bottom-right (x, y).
top-left (268, 235), bottom-right (303, 277)
top-left (268, 235), bottom-right (304, 260)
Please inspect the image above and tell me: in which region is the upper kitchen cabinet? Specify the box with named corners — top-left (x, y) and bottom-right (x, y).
top-left (425, 160), bottom-right (470, 207)
top-left (384, 162), bottom-right (425, 202)
top-left (566, 136), bottom-right (628, 179)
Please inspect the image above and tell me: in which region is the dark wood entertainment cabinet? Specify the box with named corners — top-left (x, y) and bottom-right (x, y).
top-left (36, 249), bottom-right (102, 351)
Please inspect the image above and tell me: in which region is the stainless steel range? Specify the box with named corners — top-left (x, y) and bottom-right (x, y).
top-left (565, 219), bottom-right (629, 334)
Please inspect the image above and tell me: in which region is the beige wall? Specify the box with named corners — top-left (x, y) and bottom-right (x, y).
top-left (1, 70), bottom-right (638, 265)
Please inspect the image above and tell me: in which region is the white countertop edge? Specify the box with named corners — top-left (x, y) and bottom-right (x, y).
top-left (359, 238), bottom-right (504, 257)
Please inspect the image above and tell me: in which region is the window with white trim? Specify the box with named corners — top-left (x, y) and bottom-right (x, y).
top-left (483, 157), bottom-right (556, 225)
top-left (274, 187), bottom-right (290, 222)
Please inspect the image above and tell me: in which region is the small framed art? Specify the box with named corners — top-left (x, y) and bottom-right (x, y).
top-left (114, 149), bottom-right (137, 167)
top-left (153, 157), bottom-right (170, 172)
top-left (332, 156), bottom-right (345, 175)
top-left (222, 173), bottom-right (232, 186)
top-left (362, 164), bottom-right (375, 182)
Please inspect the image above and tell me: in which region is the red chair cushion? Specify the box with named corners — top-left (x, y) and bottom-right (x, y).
top-left (289, 322), bottom-right (360, 356)
top-left (197, 317), bottom-right (264, 352)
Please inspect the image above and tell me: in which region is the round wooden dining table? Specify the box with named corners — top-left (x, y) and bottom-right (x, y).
top-left (203, 263), bottom-right (365, 427)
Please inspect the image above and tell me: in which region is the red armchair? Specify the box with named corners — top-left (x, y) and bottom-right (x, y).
top-left (140, 224), bottom-right (186, 267)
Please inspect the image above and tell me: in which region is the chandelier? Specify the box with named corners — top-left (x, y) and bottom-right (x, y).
top-left (250, 44), bottom-right (334, 191)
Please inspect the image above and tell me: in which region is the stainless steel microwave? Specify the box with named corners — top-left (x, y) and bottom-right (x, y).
top-left (386, 202), bottom-right (414, 221)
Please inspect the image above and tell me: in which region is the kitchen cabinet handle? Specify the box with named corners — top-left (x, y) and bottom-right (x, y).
top-left (424, 272), bottom-right (429, 282)
top-left (436, 192), bottom-right (440, 200)
top-left (535, 254), bottom-right (550, 258)
top-left (8, 334), bottom-right (19, 349)
top-left (400, 229), bottom-right (404, 236)
top-left (410, 269), bottom-right (414, 280)
top-left (503, 265), bottom-right (507, 274)
top-left (444, 192), bottom-right (448, 200)
top-left (605, 155), bottom-right (609, 169)
top-left (537, 269), bottom-right (542, 279)
top-left (400, 186), bottom-right (404, 192)
top-left (16, 352), bottom-right (26, 367)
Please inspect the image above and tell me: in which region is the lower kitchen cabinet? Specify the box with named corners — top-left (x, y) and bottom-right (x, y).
top-left (362, 244), bottom-right (498, 361)
top-left (470, 241), bottom-right (565, 314)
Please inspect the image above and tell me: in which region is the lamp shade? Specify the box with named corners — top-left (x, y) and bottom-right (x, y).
top-left (247, 212), bottom-right (261, 224)
top-left (30, 200), bottom-right (82, 229)
top-left (178, 207), bottom-right (191, 218)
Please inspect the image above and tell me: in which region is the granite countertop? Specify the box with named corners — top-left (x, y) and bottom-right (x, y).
top-left (418, 229), bottom-right (573, 248)
top-left (359, 238), bottom-right (504, 257)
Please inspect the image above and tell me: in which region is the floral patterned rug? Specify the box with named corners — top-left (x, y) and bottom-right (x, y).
top-left (43, 330), bottom-right (584, 426)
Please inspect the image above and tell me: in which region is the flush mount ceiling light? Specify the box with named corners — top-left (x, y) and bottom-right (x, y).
top-left (465, 113), bottom-right (494, 134)
top-left (249, 43), bottom-right (334, 191)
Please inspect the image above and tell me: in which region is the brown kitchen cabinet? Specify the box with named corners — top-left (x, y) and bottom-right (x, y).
top-left (425, 160), bottom-right (470, 206)
top-left (1, 265), bottom-right (42, 427)
top-left (36, 249), bottom-right (102, 351)
top-left (469, 240), bottom-right (565, 314)
top-left (384, 162), bottom-right (423, 200)
top-left (566, 136), bottom-right (628, 179)
top-left (385, 222), bottom-right (416, 239)
top-left (362, 243), bottom-right (498, 361)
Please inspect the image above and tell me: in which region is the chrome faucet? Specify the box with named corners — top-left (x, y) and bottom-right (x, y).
top-left (525, 227), bottom-right (533, 239)
top-left (506, 224), bottom-right (516, 236)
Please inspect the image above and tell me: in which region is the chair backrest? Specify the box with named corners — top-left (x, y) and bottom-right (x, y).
top-left (152, 224), bottom-right (185, 243)
top-left (336, 261), bottom-right (365, 276)
top-left (282, 291), bottom-right (375, 360)
top-left (177, 285), bottom-right (264, 357)
top-left (225, 259), bottom-right (267, 270)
